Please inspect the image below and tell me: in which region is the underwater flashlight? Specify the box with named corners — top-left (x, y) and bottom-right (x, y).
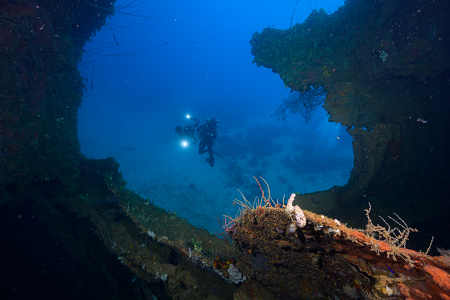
top-left (180, 139), bottom-right (189, 148)
top-left (186, 114), bottom-right (191, 119)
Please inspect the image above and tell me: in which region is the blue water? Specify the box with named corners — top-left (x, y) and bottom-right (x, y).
top-left (78, 0), bottom-right (353, 232)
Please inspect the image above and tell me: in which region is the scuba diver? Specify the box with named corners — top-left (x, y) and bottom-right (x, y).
top-left (196, 117), bottom-right (220, 167)
top-left (175, 115), bottom-right (221, 167)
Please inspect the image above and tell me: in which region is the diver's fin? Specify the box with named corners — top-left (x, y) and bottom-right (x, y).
top-left (206, 157), bottom-right (215, 167)
top-left (212, 150), bottom-right (222, 158)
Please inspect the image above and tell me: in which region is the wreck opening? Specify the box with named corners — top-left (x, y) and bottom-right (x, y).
top-left (77, 0), bottom-right (355, 232)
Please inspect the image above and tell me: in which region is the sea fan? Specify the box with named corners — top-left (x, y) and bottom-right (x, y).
top-left (272, 86), bottom-right (326, 122)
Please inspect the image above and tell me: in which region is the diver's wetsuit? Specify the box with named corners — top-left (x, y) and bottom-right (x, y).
top-left (197, 123), bottom-right (217, 160)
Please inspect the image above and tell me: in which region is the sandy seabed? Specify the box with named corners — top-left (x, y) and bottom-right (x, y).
top-left (79, 104), bottom-right (353, 232)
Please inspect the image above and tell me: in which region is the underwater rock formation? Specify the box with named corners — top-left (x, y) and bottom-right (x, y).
top-left (250, 0), bottom-right (450, 219)
top-left (0, 0), bottom-right (114, 198)
top-left (232, 202), bottom-right (450, 299)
